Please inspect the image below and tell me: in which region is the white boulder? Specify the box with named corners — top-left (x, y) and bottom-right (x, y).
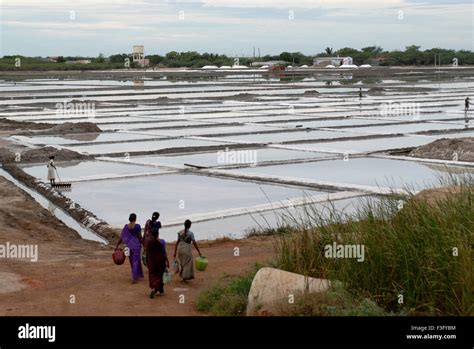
top-left (246, 267), bottom-right (331, 315)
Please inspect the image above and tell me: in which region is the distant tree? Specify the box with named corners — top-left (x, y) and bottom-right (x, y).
top-left (279, 52), bottom-right (293, 62)
top-left (95, 53), bottom-right (105, 63)
top-left (109, 53), bottom-right (130, 63)
top-left (165, 51), bottom-right (179, 60)
top-left (325, 47), bottom-right (333, 55)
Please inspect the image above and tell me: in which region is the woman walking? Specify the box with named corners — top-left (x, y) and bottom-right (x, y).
top-left (146, 226), bottom-right (169, 298)
top-left (143, 212), bottom-right (161, 249)
top-left (173, 219), bottom-right (202, 282)
top-left (47, 156), bottom-right (57, 186)
top-left (116, 213), bottom-right (144, 283)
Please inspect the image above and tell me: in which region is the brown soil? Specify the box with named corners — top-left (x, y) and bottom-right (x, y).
top-left (409, 137), bottom-right (474, 162)
top-left (0, 118), bottom-right (52, 131)
top-left (0, 146), bottom-right (94, 164)
top-left (303, 90), bottom-right (320, 96)
top-left (413, 185), bottom-right (462, 207)
top-left (0, 119), bottom-right (100, 135)
top-left (0, 175), bottom-right (273, 316)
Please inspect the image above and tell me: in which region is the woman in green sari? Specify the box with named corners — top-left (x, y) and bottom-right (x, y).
top-left (173, 219), bottom-right (202, 281)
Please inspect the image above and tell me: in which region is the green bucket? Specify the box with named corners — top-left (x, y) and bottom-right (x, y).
top-left (195, 256), bottom-right (208, 271)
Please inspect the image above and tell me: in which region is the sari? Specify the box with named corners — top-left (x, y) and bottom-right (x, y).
top-left (177, 229), bottom-right (194, 280)
top-left (146, 238), bottom-right (167, 293)
top-left (121, 223), bottom-right (144, 281)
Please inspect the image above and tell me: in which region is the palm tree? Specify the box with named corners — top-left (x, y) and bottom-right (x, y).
top-left (325, 47), bottom-right (333, 56)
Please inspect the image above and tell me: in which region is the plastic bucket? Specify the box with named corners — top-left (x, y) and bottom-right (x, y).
top-left (195, 256), bottom-right (208, 271)
top-left (112, 249), bottom-right (126, 265)
top-left (163, 271), bottom-right (172, 284)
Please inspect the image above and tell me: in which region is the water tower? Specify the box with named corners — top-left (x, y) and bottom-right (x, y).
top-left (133, 45), bottom-right (144, 62)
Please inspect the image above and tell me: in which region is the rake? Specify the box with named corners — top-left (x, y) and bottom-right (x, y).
top-left (51, 169), bottom-right (72, 189)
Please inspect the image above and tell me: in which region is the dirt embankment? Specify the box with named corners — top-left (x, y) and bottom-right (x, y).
top-left (0, 144), bottom-right (115, 242)
top-left (1, 162), bottom-right (118, 242)
top-left (0, 146), bottom-right (94, 164)
top-left (0, 175), bottom-right (273, 316)
top-left (0, 119), bottom-right (101, 135)
top-left (409, 137), bottom-right (474, 162)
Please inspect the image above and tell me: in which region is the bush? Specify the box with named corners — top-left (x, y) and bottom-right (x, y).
top-left (196, 264), bottom-right (261, 316)
top-left (273, 177), bottom-right (473, 315)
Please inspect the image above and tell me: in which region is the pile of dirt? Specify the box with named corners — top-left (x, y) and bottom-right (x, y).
top-left (367, 87), bottom-right (385, 95)
top-left (155, 96), bottom-right (174, 103)
top-left (409, 137), bottom-right (474, 162)
top-left (0, 146), bottom-right (94, 164)
top-left (0, 118), bottom-right (52, 131)
top-left (303, 90), bottom-right (320, 96)
top-left (44, 122), bottom-right (101, 134)
top-left (1, 118), bottom-right (101, 135)
top-left (229, 93), bottom-right (257, 101)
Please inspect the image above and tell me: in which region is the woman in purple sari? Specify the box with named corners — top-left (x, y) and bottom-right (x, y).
top-left (116, 213), bottom-right (144, 283)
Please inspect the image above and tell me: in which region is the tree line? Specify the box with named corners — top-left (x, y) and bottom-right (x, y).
top-left (1, 46), bottom-right (473, 70)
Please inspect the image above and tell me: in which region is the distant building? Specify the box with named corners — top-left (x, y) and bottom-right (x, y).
top-left (314, 56), bottom-right (347, 67)
top-left (132, 45), bottom-right (149, 67)
top-left (47, 56), bottom-right (60, 62)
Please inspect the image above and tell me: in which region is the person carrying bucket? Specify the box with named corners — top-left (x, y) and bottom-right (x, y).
top-left (173, 219), bottom-right (202, 282)
top-left (146, 225), bottom-right (169, 298)
top-left (47, 156), bottom-right (57, 186)
top-left (116, 213), bottom-right (144, 284)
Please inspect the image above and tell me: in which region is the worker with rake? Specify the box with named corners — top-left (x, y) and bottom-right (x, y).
top-left (47, 156), bottom-right (57, 186)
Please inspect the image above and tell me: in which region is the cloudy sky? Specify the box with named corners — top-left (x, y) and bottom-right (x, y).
top-left (0, 0), bottom-right (472, 57)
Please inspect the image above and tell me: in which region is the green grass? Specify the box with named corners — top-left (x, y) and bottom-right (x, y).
top-left (274, 177), bottom-right (473, 315)
top-left (273, 283), bottom-right (393, 316)
top-left (196, 264), bottom-right (262, 316)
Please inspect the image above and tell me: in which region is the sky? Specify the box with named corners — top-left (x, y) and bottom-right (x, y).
top-left (0, 0), bottom-right (472, 57)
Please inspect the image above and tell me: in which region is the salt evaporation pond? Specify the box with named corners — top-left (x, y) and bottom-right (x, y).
top-left (61, 173), bottom-right (329, 238)
top-left (233, 157), bottom-right (474, 190)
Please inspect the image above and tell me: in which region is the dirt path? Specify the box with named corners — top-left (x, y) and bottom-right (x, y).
top-left (0, 176), bottom-right (273, 316)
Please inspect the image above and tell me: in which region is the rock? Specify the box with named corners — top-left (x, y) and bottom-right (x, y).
top-left (246, 267), bottom-right (330, 316)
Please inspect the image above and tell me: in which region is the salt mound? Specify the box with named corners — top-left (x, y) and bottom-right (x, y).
top-left (300, 65), bottom-right (309, 68)
top-left (232, 65), bottom-right (248, 69)
top-left (339, 64), bottom-right (359, 69)
top-left (202, 65), bottom-right (218, 70)
top-left (360, 64), bottom-right (372, 68)
top-left (219, 66), bottom-right (232, 69)
top-left (325, 65), bottom-right (336, 68)
top-left (259, 65), bottom-right (269, 69)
